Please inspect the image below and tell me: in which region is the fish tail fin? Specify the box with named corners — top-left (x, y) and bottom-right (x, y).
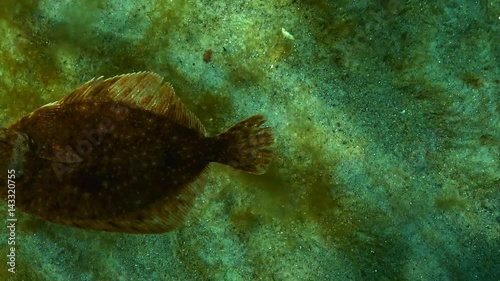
top-left (216, 115), bottom-right (274, 174)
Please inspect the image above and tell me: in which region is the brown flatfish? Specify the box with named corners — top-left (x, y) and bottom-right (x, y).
top-left (0, 72), bottom-right (273, 233)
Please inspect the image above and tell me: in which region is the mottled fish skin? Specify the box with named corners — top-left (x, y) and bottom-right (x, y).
top-left (0, 72), bottom-right (273, 233)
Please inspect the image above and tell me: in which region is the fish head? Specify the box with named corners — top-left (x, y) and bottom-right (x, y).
top-left (0, 128), bottom-right (30, 177)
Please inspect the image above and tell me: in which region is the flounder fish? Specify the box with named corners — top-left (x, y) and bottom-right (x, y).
top-left (0, 72), bottom-right (273, 233)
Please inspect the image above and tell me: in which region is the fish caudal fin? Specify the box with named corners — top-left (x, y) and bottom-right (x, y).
top-left (216, 115), bottom-right (274, 174)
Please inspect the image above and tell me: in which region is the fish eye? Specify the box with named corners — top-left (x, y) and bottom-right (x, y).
top-left (28, 136), bottom-right (38, 150)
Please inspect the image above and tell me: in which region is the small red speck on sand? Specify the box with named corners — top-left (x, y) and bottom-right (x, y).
top-left (203, 50), bottom-right (213, 63)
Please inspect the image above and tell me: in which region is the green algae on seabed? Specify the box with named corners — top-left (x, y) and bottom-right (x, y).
top-left (0, 0), bottom-right (499, 280)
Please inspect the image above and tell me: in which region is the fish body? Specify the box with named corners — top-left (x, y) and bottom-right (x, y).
top-left (0, 72), bottom-right (273, 233)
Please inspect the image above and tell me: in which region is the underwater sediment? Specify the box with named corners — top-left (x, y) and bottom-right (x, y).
top-left (0, 0), bottom-right (498, 280)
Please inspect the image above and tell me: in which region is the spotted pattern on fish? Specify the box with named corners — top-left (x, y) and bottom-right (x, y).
top-left (0, 72), bottom-right (273, 233)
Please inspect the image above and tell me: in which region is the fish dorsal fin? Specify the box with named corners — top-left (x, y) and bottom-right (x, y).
top-left (58, 72), bottom-right (206, 135)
